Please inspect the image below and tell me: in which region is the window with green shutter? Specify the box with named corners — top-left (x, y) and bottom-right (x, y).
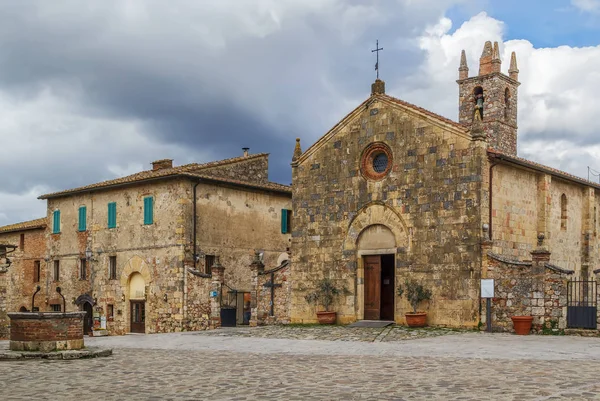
top-left (144, 196), bottom-right (154, 225)
top-left (108, 202), bottom-right (117, 229)
top-left (281, 209), bottom-right (291, 234)
top-left (78, 206), bottom-right (87, 232)
top-left (52, 210), bottom-right (61, 234)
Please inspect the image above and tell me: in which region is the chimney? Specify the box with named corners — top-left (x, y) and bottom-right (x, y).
top-left (151, 159), bottom-right (173, 171)
top-left (242, 147), bottom-right (250, 157)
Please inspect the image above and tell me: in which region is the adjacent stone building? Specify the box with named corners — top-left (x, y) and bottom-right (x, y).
top-left (290, 41), bottom-right (600, 330)
top-left (0, 151), bottom-right (291, 335)
top-left (0, 219), bottom-right (47, 338)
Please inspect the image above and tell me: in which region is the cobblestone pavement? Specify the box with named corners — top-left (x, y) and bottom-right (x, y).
top-left (3, 329), bottom-right (600, 400)
top-left (198, 324), bottom-right (468, 342)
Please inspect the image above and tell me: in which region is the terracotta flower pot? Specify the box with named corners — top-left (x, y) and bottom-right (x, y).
top-left (405, 312), bottom-right (427, 327)
top-left (316, 311), bottom-right (336, 324)
top-left (511, 316), bottom-right (533, 335)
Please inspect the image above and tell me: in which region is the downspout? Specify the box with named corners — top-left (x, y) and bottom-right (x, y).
top-left (488, 161), bottom-right (499, 242)
top-left (190, 181), bottom-right (211, 278)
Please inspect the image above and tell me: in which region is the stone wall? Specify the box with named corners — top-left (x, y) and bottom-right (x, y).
top-left (490, 165), bottom-right (598, 278)
top-left (482, 249), bottom-right (571, 332)
top-left (291, 95), bottom-right (485, 327)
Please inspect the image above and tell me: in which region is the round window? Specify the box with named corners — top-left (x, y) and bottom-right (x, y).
top-left (360, 142), bottom-right (393, 181)
top-left (372, 153), bottom-right (389, 173)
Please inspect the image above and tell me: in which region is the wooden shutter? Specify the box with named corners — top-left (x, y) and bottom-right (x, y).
top-left (281, 209), bottom-right (288, 233)
top-left (108, 202), bottom-right (117, 228)
top-left (78, 206), bottom-right (87, 232)
top-left (144, 197), bottom-right (153, 225)
top-left (53, 210), bottom-right (61, 234)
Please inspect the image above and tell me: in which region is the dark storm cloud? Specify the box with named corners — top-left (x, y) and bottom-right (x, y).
top-left (0, 0), bottom-right (476, 224)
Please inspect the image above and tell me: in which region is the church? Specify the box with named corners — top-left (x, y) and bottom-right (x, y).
top-left (289, 41), bottom-right (600, 329)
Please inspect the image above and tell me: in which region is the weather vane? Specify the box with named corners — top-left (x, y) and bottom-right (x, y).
top-left (372, 40), bottom-right (383, 79)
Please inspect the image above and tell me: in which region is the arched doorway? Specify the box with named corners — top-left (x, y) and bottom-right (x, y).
top-left (357, 224), bottom-right (396, 321)
top-left (75, 294), bottom-right (95, 335)
top-left (129, 272), bottom-right (146, 333)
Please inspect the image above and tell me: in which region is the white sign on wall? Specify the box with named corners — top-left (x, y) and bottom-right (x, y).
top-left (481, 279), bottom-right (495, 298)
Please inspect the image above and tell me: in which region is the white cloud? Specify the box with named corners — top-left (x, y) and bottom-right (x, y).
top-left (572, 0), bottom-right (600, 12)
top-left (400, 11), bottom-right (600, 181)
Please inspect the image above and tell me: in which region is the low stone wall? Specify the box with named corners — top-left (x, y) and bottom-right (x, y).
top-left (483, 249), bottom-right (572, 332)
top-left (8, 312), bottom-right (86, 352)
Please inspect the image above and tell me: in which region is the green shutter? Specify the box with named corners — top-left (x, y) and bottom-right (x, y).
top-left (53, 210), bottom-right (61, 234)
top-left (144, 197), bottom-right (153, 225)
top-left (108, 202), bottom-right (117, 229)
top-left (78, 206), bottom-right (87, 232)
top-left (281, 209), bottom-right (288, 233)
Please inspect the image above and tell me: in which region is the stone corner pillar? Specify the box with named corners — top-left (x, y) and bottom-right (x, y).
top-left (209, 257), bottom-right (225, 329)
top-left (249, 251), bottom-right (265, 327)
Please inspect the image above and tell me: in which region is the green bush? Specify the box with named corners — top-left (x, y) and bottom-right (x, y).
top-left (304, 278), bottom-right (344, 312)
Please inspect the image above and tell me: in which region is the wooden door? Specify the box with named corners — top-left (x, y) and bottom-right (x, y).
top-left (83, 303), bottom-right (93, 335)
top-left (364, 255), bottom-right (381, 320)
top-left (130, 301), bottom-right (145, 333)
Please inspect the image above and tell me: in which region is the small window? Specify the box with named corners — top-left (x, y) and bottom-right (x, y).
top-left (143, 196), bottom-right (154, 225)
top-left (19, 233), bottom-right (25, 251)
top-left (80, 258), bottom-right (87, 280)
top-left (109, 256), bottom-right (117, 280)
top-left (281, 209), bottom-right (292, 234)
top-left (33, 260), bottom-right (41, 283)
top-left (52, 210), bottom-right (61, 234)
top-left (561, 194), bottom-right (567, 230)
top-left (107, 304), bottom-right (114, 321)
top-left (205, 254), bottom-right (215, 275)
top-left (108, 202), bottom-right (117, 229)
top-left (53, 260), bottom-right (60, 281)
top-left (504, 88), bottom-right (510, 119)
top-left (51, 304), bottom-right (61, 312)
top-left (78, 206), bottom-right (87, 232)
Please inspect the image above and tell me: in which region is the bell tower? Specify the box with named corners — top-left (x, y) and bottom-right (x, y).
top-left (457, 41), bottom-right (520, 155)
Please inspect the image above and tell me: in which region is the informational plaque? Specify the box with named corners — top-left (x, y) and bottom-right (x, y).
top-left (481, 279), bottom-right (494, 298)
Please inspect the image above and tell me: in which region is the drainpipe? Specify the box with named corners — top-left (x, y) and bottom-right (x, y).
top-left (488, 161), bottom-right (499, 242)
top-left (191, 181), bottom-right (211, 278)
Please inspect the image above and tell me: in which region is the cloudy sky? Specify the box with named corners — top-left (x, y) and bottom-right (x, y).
top-left (1, 0), bottom-right (600, 225)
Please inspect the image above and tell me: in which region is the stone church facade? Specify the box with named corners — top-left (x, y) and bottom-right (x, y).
top-left (289, 41), bottom-right (600, 329)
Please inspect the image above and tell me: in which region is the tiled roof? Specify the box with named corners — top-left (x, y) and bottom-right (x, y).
top-left (0, 218), bottom-right (47, 234)
top-left (183, 173), bottom-right (292, 195)
top-left (488, 149), bottom-right (600, 190)
top-left (39, 153), bottom-right (270, 199)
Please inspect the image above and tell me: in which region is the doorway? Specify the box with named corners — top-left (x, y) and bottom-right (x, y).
top-left (364, 254), bottom-right (395, 320)
top-left (82, 302), bottom-right (93, 335)
top-left (130, 301), bottom-right (145, 333)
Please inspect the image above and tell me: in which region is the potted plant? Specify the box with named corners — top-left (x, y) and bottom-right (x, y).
top-left (511, 315), bottom-right (533, 335)
top-left (397, 279), bottom-right (432, 327)
top-left (304, 278), bottom-right (344, 324)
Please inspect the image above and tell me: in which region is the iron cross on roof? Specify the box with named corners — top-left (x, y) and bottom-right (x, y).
top-left (372, 40), bottom-right (383, 79)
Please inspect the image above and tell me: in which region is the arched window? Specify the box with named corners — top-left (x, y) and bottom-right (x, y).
top-left (473, 86), bottom-right (484, 119)
top-left (560, 194), bottom-right (567, 230)
top-left (504, 88), bottom-right (510, 119)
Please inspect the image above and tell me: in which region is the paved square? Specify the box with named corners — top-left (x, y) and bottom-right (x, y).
top-left (2, 327), bottom-right (600, 400)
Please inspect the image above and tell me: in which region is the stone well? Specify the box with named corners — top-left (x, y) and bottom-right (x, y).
top-left (8, 312), bottom-right (86, 352)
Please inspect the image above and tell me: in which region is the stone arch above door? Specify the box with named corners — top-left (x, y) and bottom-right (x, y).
top-left (343, 202), bottom-right (410, 255)
top-left (120, 255), bottom-right (152, 287)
